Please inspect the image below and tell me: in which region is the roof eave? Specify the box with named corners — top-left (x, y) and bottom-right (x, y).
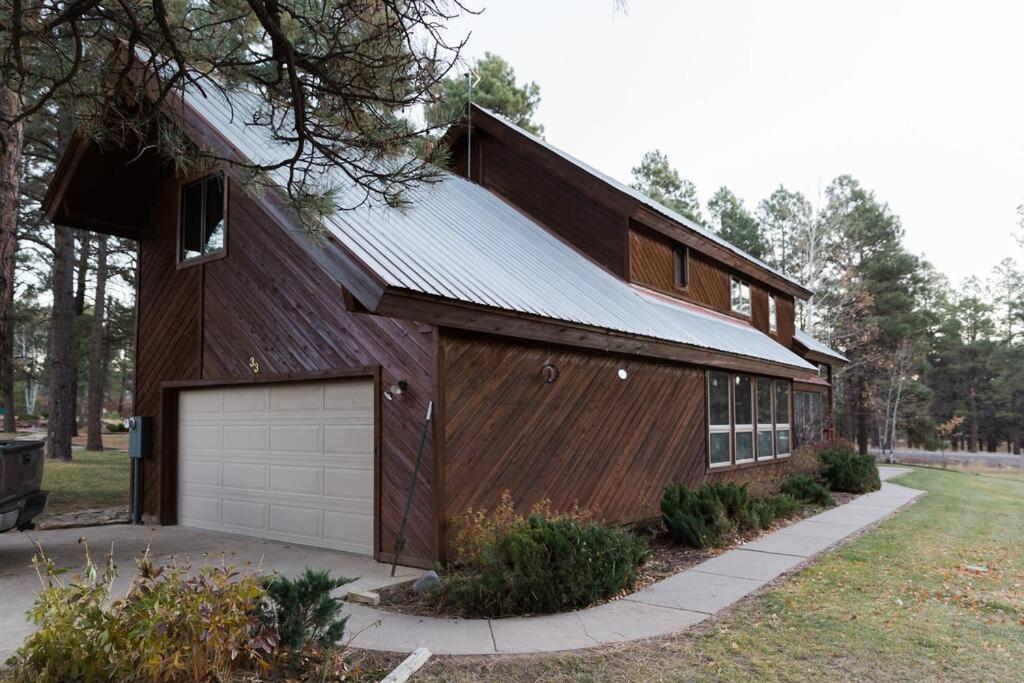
top-left (374, 287), bottom-right (818, 378)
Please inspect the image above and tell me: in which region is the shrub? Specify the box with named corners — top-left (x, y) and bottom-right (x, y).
top-left (6, 543), bottom-right (276, 683)
top-left (820, 445), bottom-right (881, 493)
top-left (259, 569), bottom-right (354, 652)
top-left (437, 516), bottom-right (647, 617)
top-left (450, 490), bottom-right (591, 564)
top-left (661, 483), bottom-right (732, 548)
top-left (752, 493), bottom-right (803, 527)
top-left (781, 474), bottom-right (835, 507)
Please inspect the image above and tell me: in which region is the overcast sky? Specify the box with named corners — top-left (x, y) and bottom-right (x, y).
top-left (446, 0), bottom-right (1024, 286)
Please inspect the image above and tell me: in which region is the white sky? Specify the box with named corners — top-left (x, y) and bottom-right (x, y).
top-left (446, 0), bottom-right (1024, 285)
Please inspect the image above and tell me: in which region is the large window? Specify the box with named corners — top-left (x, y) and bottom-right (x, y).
top-left (768, 294), bottom-right (777, 333)
top-left (731, 277), bottom-right (751, 315)
top-left (674, 245), bottom-right (689, 287)
top-left (708, 371), bottom-right (732, 467)
top-left (775, 380), bottom-right (791, 456)
top-left (180, 172), bottom-right (226, 263)
top-left (709, 372), bottom-right (793, 467)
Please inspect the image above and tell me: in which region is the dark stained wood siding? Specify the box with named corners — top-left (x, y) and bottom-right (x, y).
top-left (628, 225), bottom-right (674, 290)
top-left (465, 131), bottom-right (629, 277)
top-left (440, 332), bottom-right (708, 537)
top-left (134, 170), bottom-right (437, 565)
top-left (628, 225), bottom-right (796, 346)
top-left (135, 171), bottom-right (202, 521)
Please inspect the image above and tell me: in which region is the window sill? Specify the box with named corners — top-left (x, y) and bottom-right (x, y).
top-left (177, 250), bottom-right (228, 270)
top-left (705, 457), bottom-right (784, 475)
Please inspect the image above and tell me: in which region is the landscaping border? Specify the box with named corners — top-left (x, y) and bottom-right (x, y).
top-left (342, 467), bottom-right (921, 655)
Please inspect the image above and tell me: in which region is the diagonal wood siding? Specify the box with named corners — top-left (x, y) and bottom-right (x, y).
top-left (440, 332), bottom-right (708, 537)
top-left (134, 170), bottom-right (437, 565)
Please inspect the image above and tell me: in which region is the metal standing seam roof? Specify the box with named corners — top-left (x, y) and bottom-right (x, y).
top-left (794, 329), bottom-right (849, 363)
top-left (167, 61), bottom-right (814, 371)
top-left (469, 104), bottom-right (808, 294)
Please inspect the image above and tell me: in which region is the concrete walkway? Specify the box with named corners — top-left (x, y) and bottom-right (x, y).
top-left (344, 466), bottom-right (921, 655)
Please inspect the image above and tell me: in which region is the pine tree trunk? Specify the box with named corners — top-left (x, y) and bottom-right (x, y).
top-left (85, 236), bottom-right (108, 451)
top-left (0, 88), bottom-right (22, 435)
top-left (856, 379), bottom-right (868, 455)
top-left (69, 232), bottom-right (91, 437)
top-left (2, 310), bottom-right (13, 433)
top-left (47, 226), bottom-right (76, 461)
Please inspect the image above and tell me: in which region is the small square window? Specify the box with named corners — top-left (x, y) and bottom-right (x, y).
top-left (180, 172), bottom-right (226, 263)
top-left (674, 245), bottom-right (688, 287)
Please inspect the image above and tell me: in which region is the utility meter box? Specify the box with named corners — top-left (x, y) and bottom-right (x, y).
top-left (125, 416), bottom-right (152, 459)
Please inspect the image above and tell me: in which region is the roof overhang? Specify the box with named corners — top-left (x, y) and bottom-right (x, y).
top-left (370, 288), bottom-right (820, 380)
top-left (793, 336), bottom-right (849, 366)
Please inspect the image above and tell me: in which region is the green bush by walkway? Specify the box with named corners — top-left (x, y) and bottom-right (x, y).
top-left (820, 445), bottom-right (881, 493)
top-left (661, 482), bottom-right (807, 549)
top-left (436, 515), bottom-right (648, 617)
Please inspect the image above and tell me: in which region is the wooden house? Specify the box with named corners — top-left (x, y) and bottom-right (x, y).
top-left (44, 64), bottom-right (846, 568)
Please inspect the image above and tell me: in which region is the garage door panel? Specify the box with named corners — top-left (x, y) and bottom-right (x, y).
top-left (324, 425), bottom-right (373, 454)
top-left (270, 465), bottom-right (321, 495)
top-left (180, 494), bottom-right (220, 524)
top-left (269, 504), bottom-right (322, 538)
top-left (178, 379), bottom-right (374, 555)
top-left (269, 425), bottom-right (322, 453)
top-left (222, 386), bottom-right (268, 413)
top-left (325, 510), bottom-right (374, 553)
top-left (181, 390), bottom-right (222, 416)
top-left (222, 462), bottom-right (267, 490)
top-left (222, 424), bottom-right (268, 450)
top-left (181, 425), bottom-right (221, 450)
top-left (180, 459), bottom-right (221, 486)
top-left (270, 383), bottom-right (322, 412)
top-left (323, 468), bottom-right (373, 500)
top-left (222, 499), bottom-right (267, 530)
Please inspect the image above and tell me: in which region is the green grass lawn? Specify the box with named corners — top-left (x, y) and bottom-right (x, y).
top-left (416, 468), bottom-right (1024, 682)
top-left (40, 450), bottom-right (131, 520)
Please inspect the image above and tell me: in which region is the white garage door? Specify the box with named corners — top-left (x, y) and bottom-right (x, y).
top-left (177, 378), bottom-right (375, 555)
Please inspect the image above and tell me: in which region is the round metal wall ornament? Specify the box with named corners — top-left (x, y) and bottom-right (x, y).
top-left (540, 364), bottom-right (560, 384)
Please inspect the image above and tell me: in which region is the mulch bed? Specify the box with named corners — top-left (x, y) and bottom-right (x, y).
top-left (373, 494), bottom-right (859, 619)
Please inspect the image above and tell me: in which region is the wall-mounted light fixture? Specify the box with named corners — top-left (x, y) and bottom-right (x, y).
top-left (617, 368), bottom-right (629, 380)
top-left (540, 364), bottom-right (559, 384)
top-left (383, 379), bottom-right (409, 401)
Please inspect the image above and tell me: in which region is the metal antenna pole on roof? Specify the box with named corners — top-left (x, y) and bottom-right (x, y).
top-left (391, 400), bottom-right (433, 576)
top-left (465, 69), bottom-right (480, 181)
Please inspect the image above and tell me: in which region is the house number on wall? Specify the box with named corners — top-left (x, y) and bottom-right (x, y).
top-left (248, 357), bottom-right (260, 374)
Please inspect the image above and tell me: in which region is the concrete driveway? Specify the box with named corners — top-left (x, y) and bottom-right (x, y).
top-left (0, 524), bottom-right (421, 660)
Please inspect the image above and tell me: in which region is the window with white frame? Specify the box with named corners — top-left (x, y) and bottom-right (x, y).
top-left (768, 294), bottom-right (777, 333)
top-left (756, 377), bottom-right (774, 460)
top-left (733, 374), bottom-right (754, 463)
top-left (708, 371), bottom-right (732, 466)
top-left (774, 380), bottom-right (791, 456)
top-left (730, 277), bottom-right (751, 315)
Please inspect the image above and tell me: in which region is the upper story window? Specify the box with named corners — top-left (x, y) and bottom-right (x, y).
top-left (674, 245), bottom-right (688, 288)
top-left (768, 294), bottom-right (778, 332)
top-left (180, 172), bottom-right (226, 264)
top-left (730, 277), bottom-right (751, 316)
